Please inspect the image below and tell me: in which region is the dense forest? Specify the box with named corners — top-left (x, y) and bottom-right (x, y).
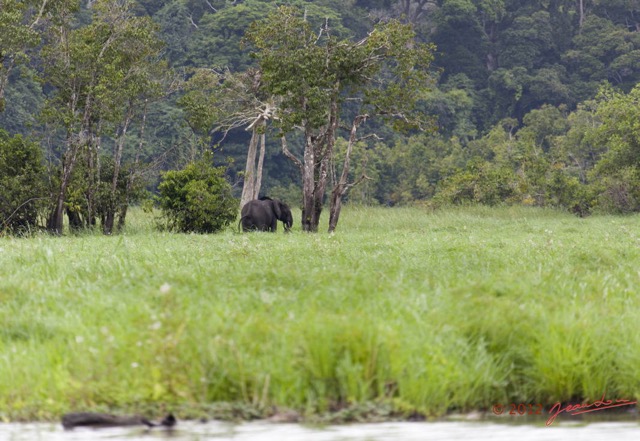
top-left (2, 0), bottom-right (640, 233)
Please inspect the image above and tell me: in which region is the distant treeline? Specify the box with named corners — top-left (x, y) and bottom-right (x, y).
top-left (2, 0), bottom-right (640, 233)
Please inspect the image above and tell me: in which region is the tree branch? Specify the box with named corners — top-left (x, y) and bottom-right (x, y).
top-left (345, 171), bottom-right (372, 192)
top-left (357, 133), bottom-right (383, 142)
top-left (281, 135), bottom-right (303, 173)
top-left (204, 0), bottom-right (218, 12)
top-left (29, 0), bottom-right (49, 29)
top-left (1, 197), bottom-right (50, 230)
top-left (188, 14), bottom-right (199, 29)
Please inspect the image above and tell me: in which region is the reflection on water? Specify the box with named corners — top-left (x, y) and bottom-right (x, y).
top-left (2, 420), bottom-right (640, 441)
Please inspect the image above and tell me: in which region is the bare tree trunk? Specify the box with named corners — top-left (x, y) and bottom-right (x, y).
top-left (47, 140), bottom-right (81, 234)
top-left (398, 0), bottom-right (432, 25)
top-left (240, 127), bottom-right (260, 209)
top-left (254, 122), bottom-right (266, 199)
top-left (119, 99), bottom-right (149, 232)
top-left (86, 143), bottom-right (96, 228)
top-left (86, 120), bottom-right (103, 229)
top-left (104, 104), bottom-right (133, 234)
top-left (301, 132), bottom-right (330, 232)
top-left (300, 92), bottom-right (339, 232)
top-left (301, 132), bottom-right (317, 232)
top-left (578, 0), bottom-right (585, 29)
top-left (484, 22), bottom-right (498, 71)
top-left (328, 115), bottom-right (366, 233)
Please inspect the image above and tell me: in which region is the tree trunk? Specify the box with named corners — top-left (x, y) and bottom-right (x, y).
top-left (240, 127), bottom-right (260, 209)
top-left (254, 127), bottom-right (266, 199)
top-left (301, 132), bottom-right (317, 232)
top-left (485, 22), bottom-right (498, 71)
top-left (86, 144), bottom-right (96, 227)
top-left (119, 99), bottom-right (149, 232)
top-left (47, 142), bottom-right (81, 234)
top-left (104, 104), bottom-right (133, 234)
top-left (85, 130), bottom-right (102, 228)
top-left (328, 189), bottom-right (343, 233)
top-left (328, 115), bottom-right (366, 233)
top-left (301, 133), bottom-right (330, 232)
top-left (300, 92), bottom-right (339, 232)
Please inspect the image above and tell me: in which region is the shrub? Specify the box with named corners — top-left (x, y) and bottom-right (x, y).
top-left (157, 154), bottom-right (238, 233)
top-left (592, 167), bottom-right (640, 214)
top-left (543, 165), bottom-right (591, 212)
top-left (0, 130), bottom-right (48, 234)
top-left (433, 161), bottom-right (516, 206)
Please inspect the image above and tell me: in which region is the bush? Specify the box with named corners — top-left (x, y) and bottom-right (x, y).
top-left (0, 130), bottom-right (48, 234)
top-left (433, 161), bottom-right (517, 206)
top-left (543, 165), bottom-right (591, 212)
top-left (592, 167), bottom-right (640, 214)
top-left (157, 154), bottom-right (238, 233)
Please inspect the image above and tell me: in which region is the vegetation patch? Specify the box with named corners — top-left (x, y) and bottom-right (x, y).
top-left (1, 206), bottom-right (638, 422)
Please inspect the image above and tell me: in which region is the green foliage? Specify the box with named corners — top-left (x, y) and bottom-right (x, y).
top-left (245, 6), bottom-right (435, 134)
top-left (3, 0), bottom-right (640, 226)
top-left (588, 84), bottom-right (640, 213)
top-left (0, 66), bottom-right (44, 134)
top-left (60, 152), bottom-right (148, 231)
top-left (431, 107), bottom-right (590, 211)
top-left (373, 134), bottom-right (463, 205)
top-left (268, 182), bottom-right (302, 209)
top-left (157, 154), bottom-right (237, 233)
top-left (0, 0), bottom-right (79, 112)
top-left (423, 84), bottom-right (478, 141)
top-left (0, 129), bottom-right (48, 233)
top-left (434, 160), bottom-right (517, 206)
top-left (42, 0), bottom-right (165, 130)
top-left (592, 167), bottom-right (640, 214)
top-left (188, 0), bottom-right (274, 70)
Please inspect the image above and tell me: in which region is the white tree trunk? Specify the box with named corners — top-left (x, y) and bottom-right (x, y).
top-left (240, 127), bottom-right (260, 209)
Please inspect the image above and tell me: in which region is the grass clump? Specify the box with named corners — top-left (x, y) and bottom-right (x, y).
top-left (0, 205), bottom-right (639, 421)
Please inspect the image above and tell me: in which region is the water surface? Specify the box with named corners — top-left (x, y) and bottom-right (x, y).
top-left (3, 420), bottom-right (639, 441)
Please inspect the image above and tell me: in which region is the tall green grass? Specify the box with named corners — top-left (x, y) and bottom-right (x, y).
top-left (1, 206), bottom-right (639, 420)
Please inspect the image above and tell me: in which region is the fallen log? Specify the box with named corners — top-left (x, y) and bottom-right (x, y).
top-left (61, 412), bottom-right (176, 429)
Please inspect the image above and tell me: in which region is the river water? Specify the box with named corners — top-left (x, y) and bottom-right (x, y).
top-left (3, 419), bottom-right (639, 441)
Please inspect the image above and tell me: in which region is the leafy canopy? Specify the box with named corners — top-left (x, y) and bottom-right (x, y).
top-left (244, 6), bottom-right (436, 133)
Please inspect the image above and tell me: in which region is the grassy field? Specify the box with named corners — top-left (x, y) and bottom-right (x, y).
top-left (1, 205), bottom-right (639, 421)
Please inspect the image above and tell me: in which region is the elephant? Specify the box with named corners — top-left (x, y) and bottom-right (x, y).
top-left (240, 197), bottom-right (293, 232)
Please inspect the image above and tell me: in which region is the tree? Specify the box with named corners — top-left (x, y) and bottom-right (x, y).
top-left (246, 6), bottom-right (436, 232)
top-left (589, 84), bottom-right (640, 212)
top-left (0, 0), bottom-right (70, 112)
top-left (41, 0), bottom-right (166, 234)
top-left (180, 67), bottom-right (275, 210)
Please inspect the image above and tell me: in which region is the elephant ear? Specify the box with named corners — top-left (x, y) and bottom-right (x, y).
top-left (271, 199), bottom-right (282, 219)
